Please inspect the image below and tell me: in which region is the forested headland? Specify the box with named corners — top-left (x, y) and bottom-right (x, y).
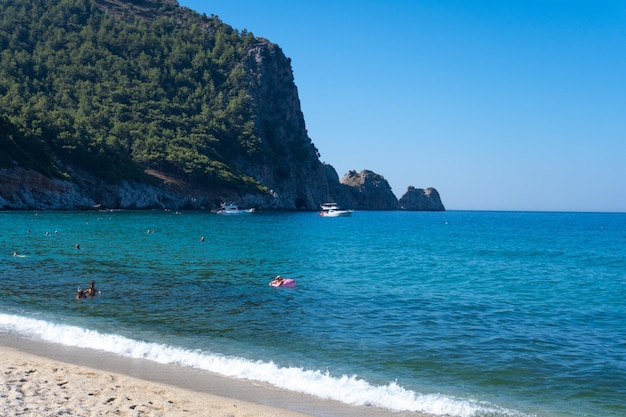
top-left (1, 0), bottom-right (297, 192)
top-left (0, 0), bottom-right (444, 211)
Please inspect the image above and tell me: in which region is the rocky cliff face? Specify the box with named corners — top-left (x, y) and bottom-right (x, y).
top-left (0, 167), bottom-right (446, 212)
top-left (236, 41), bottom-right (330, 210)
top-left (0, 167), bottom-right (211, 210)
top-left (399, 186), bottom-right (446, 211)
top-left (0, 168), bottom-right (93, 210)
top-left (339, 170), bottom-right (401, 210)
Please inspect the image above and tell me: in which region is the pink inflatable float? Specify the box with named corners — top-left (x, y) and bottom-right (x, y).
top-left (269, 276), bottom-right (296, 288)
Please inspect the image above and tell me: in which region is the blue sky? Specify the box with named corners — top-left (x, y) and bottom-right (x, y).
top-left (179, 0), bottom-right (625, 212)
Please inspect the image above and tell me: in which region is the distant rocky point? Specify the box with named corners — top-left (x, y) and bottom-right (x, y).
top-left (337, 170), bottom-right (444, 211)
top-left (399, 186), bottom-right (446, 211)
top-left (339, 170), bottom-right (400, 210)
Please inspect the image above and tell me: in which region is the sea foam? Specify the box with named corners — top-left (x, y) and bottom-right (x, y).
top-left (0, 313), bottom-right (521, 417)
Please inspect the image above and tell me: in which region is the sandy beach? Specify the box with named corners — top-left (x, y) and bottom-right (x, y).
top-left (0, 335), bottom-right (408, 417)
top-left (0, 345), bottom-right (314, 417)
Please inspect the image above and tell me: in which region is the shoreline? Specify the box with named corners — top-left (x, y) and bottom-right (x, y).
top-left (0, 346), bottom-right (311, 417)
top-left (0, 334), bottom-right (418, 417)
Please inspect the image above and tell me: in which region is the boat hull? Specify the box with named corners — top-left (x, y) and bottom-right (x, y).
top-left (319, 202), bottom-right (353, 217)
top-left (320, 210), bottom-right (353, 217)
top-left (214, 204), bottom-right (255, 215)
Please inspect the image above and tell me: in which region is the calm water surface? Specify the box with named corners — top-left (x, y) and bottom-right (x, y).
top-left (1, 210), bottom-right (625, 417)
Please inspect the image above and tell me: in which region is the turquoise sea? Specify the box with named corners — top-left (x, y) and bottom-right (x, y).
top-left (1, 210), bottom-right (624, 417)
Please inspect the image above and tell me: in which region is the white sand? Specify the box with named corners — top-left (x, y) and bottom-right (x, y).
top-left (0, 346), bottom-right (314, 417)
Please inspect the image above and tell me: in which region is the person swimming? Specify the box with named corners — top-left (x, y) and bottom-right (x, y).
top-left (76, 289), bottom-right (86, 300)
top-left (85, 281), bottom-right (101, 296)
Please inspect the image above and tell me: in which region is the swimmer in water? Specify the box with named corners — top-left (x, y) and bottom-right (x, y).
top-left (85, 281), bottom-right (101, 296)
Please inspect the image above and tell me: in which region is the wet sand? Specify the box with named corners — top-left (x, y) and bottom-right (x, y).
top-left (0, 335), bottom-right (411, 417)
top-left (0, 345), bottom-right (314, 417)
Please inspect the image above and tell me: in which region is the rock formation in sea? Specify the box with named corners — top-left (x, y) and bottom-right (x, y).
top-left (399, 186), bottom-right (446, 211)
top-left (339, 170), bottom-right (401, 210)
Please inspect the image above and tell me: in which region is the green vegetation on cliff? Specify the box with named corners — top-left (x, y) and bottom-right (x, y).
top-left (0, 0), bottom-right (268, 190)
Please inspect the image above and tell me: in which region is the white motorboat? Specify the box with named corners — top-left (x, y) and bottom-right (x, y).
top-left (214, 203), bottom-right (255, 215)
top-left (319, 202), bottom-right (353, 217)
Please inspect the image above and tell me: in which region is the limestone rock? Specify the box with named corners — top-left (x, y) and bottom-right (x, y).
top-left (339, 170), bottom-right (400, 210)
top-left (236, 41), bottom-right (329, 210)
top-left (0, 168), bottom-right (94, 210)
top-left (399, 186), bottom-right (445, 211)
